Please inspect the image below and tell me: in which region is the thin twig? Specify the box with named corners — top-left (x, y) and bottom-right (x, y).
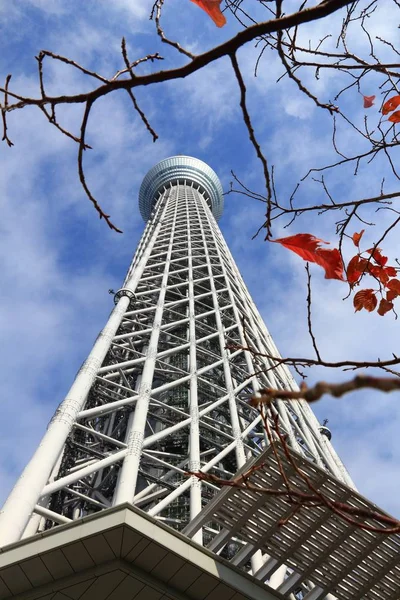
top-left (121, 38), bottom-right (158, 142)
top-left (305, 264), bottom-right (321, 361)
top-left (78, 100), bottom-right (123, 233)
top-left (1, 74), bottom-right (13, 147)
top-left (230, 53), bottom-right (273, 238)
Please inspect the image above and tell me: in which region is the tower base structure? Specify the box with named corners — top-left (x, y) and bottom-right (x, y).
top-left (0, 447), bottom-right (399, 600)
top-left (0, 504), bottom-right (282, 600)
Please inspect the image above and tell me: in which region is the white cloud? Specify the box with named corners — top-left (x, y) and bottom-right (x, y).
top-left (99, 0), bottom-right (150, 22)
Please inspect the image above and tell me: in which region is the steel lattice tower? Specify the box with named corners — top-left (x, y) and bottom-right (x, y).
top-left (0, 156), bottom-right (353, 552)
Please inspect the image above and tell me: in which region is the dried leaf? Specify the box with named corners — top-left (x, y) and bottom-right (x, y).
top-left (353, 289), bottom-right (377, 313)
top-left (363, 95), bottom-right (375, 109)
top-left (377, 298), bottom-right (394, 316)
top-left (382, 95), bottom-right (400, 115)
top-left (387, 278), bottom-right (400, 295)
top-left (367, 264), bottom-right (389, 286)
top-left (384, 266), bottom-right (397, 278)
top-left (388, 110), bottom-right (400, 124)
top-left (190, 0), bottom-right (226, 27)
top-left (352, 229), bottom-right (365, 247)
top-left (387, 290), bottom-right (398, 302)
top-left (272, 234), bottom-right (328, 260)
top-left (347, 255), bottom-right (367, 285)
top-left (365, 262), bottom-right (397, 286)
top-left (315, 248), bottom-right (346, 281)
top-left (367, 247), bottom-right (388, 267)
top-left (272, 234), bottom-right (344, 280)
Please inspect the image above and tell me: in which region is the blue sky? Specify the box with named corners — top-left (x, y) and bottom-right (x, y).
top-left (0, 0), bottom-right (399, 518)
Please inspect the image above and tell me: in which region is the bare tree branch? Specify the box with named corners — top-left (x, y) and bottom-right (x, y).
top-left (1, 74), bottom-right (13, 147)
top-left (251, 374), bottom-right (400, 405)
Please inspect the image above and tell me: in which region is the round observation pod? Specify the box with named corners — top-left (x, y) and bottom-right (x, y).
top-left (139, 156), bottom-right (224, 222)
top-left (319, 425), bottom-right (332, 441)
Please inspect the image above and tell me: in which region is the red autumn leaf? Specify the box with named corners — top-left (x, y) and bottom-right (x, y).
top-left (384, 266), bottom-right (397, 278)
top-left (272, 234), bottom-right (328, 260)
top-left (190, 0), bottom-right (226, 27)
top-left (387, 278), bottom-right (400, 295)
top-left (352, 229), bottom-right (365, 247)
top-left (272, 234), bottom-right (344, 280)
top-left (346, 255), bottom-right (367, 285)
top-left (353, 289), bottom-right (377, 313)
top-left (363, 95), bottom-right (375, 109)
top-left (388, 110), bottom-right (400, 124)
top-left (367, 264), bottom-right (390, 286)
top-left (387, 289), bottom-right (398, 302)
top-left (314, 248), bottom-right (345, 280)
top-left (382, 95), bottom-right (400, 115)
top-left (377, 298), bottom-right (394, 316)
top-left (367, 247), bottom-right (388, 267)
top-left (365, 262), bottom-right (396, 286)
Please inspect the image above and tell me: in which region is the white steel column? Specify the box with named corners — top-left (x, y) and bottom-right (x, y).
top-left (113, 188), bottom-right (178, 505)
top-left (196, 199), bottom-right (246, 469)
top-left (0, 296), bottom-right (129, 546)
top-left (186, 187), bottom-right (202, 542)
top-left (0, 192), bottom-right (166, 547)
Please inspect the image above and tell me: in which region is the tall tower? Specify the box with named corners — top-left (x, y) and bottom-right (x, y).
top-left (0, 156), bottom-right (352, 548)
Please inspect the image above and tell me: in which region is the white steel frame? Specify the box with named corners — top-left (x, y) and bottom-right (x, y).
top-left (0, 157), bottom-right (355, 596)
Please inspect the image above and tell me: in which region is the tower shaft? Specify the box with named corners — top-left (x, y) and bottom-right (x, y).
top-left (0, 159), bottom-right (352, 549)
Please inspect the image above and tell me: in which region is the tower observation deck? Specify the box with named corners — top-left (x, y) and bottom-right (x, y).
top-left (2, 157), bottom-right (396, 600)
top-left (139, 156), bottom-right (224, 222)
